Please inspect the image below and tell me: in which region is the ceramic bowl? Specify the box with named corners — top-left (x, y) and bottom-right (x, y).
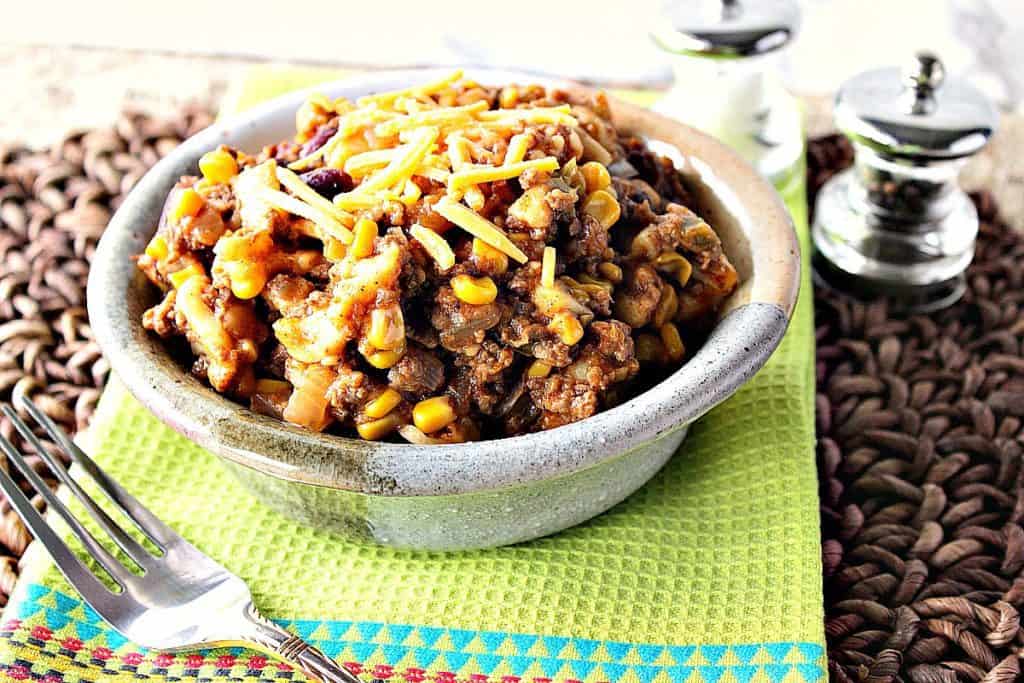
top-left (87, 69), bottom-right (800, 550)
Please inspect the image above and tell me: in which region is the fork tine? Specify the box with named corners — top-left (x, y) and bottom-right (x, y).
top-left (0, 431), bottom-right (131, 588)
top-left (17, 397), bottom-right (178, 548)
top-left (0, 436), bottom-right (122, 599)
top-left (3, 405), bottom-right (157, 569)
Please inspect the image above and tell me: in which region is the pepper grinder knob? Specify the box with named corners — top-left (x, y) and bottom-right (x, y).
top-left (812, 51), bottom-right (999, 311)
top-left (906, 52), bottom-right (944, 114)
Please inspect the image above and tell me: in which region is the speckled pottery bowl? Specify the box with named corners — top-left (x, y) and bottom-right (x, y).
top-left (87, 69), bottom-right (800, 551)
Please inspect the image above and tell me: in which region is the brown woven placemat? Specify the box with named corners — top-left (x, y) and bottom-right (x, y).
top-left (1, 114), bottom-right (1022, 682)
top-left (809, 136), bottom-right (1024, 683)
top-left (0, 106), bottom-right (213, 601)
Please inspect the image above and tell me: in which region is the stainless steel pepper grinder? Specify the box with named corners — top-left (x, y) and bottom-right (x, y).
top-left (812, 52), bottom-right (999, 311)
top-left (651, 0), bottom-right (804, 200)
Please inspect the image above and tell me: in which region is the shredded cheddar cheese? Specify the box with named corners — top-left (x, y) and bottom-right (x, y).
top-left (505, 133), bottom-right (532, 164)
top-left (356, 70), bottom-right (465, 107)
top-left (333, 192), bottom-right (403, 210)
top-left (246, 169), bottom-right (353, 244)
top-left (541, 246), bottom-right (556, 288)
top-left (476, 105), bottom-right (577, 126)
top-left (275, 165), bottom-right (352, 224)
top-left (374, 100), bottom-right (489, 137)
top-left (288, 107), bottom-right (398, 170)
top-left (449, 157), bottom-right (559, 192)
top-left (409, 223), bottom-right (455, 271)
top-left (434, 197), bottom-right (528, 264)
top-left (344, 147), bottom-right (403, 177)
top-left (341, 126), bottom-right (437, 197)
top-left (446, 134), bottom-right (472, 170)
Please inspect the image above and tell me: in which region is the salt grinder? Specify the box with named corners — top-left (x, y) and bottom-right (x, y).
top-left (812, 52), bottom-right (998, 311)
top-left (651, 0), bottom-right (804, 197)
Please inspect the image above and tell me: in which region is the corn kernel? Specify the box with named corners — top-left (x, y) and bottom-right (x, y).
top-left (635, 333), bottom-right (665, 364)
top-left (368, 305), bottom-right (405, 351)
top-left (527, 361), bottom-right (552, 378)
top-left (351, 218), bottom-right (378, 259)
top-left (364, 347), bottom-right (405, 370)
top-left (168, 263), bottom-right (205, 288)
top-left (653, 283), bottom-right (679, 328)
top-left (144, 235), bottom-right (168, 261)
top-left (170, 188), bottom-right (204, 223)
top-left (660, 322), bottom-right (685, 362)
top-left (255, 378), bottom-right (291, 395)
top-left (451, 274), bottom-right (498, 305)
top-left (357, 413), bottom-right (402, 441)
top-left (580, 161), bottom-right (611, 194)
top-left (499, 86), bottom-right (519, 109)
top-left (581, 190), bottom-right (621, 230)
top-left (365, 388), bottom-right (402, 419)
top-left (674, 257), bottom-right (693, 287)
top-left (324, 238), bottom-right (347, 261)
top-left (471, 238), bottom-right (508, 275)
top-left (550, 312), bottom-right (584, 346)
top-left (198, 149), bottom-right (238, 184)
top-left (654, 251), bottom-right (693, 287)
top-left (230, 269), bottom-right (267, 300)
top-left (598, 261), bottom-right (623, 283)
top-left (413, 396), bottom-right (456, 434)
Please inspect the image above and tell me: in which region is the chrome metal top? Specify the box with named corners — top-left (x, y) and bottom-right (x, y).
top-left (652, 0), bottom-right (801, 58)
top-left (834, 51), bottom-right (998, 161)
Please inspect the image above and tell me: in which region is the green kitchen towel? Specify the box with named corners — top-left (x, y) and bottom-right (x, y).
top-left (0, 67), bottom-right (823, 683)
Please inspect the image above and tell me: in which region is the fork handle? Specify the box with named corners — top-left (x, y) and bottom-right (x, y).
top-left (240, 604), bottom-right (362, 683)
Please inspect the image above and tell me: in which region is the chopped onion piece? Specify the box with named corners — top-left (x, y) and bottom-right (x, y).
top-left (398, 424), bottom-right (447, 445)
top-left (577, 127), bottom-right (613, 166)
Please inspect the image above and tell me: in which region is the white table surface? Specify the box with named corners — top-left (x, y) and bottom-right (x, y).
top-left (3, 0), bottom-right (1022, 106)
top-left (2, 0), bottom-right (1021, 228)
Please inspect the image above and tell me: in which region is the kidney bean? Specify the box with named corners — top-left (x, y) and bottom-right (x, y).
top-left (300, 122), bottom-right (338, 157)
top-left (299, 168), bottom-right (353, 199)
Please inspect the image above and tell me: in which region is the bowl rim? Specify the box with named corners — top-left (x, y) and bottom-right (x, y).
top-left (87, 67), bottom-right (800, 497)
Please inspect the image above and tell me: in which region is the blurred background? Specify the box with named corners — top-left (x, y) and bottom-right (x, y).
top-left (2, 0), bottom-right (1022, 146)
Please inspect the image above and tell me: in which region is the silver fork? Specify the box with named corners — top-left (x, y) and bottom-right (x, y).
top-left (0, 397), bottom-right (360, 683)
